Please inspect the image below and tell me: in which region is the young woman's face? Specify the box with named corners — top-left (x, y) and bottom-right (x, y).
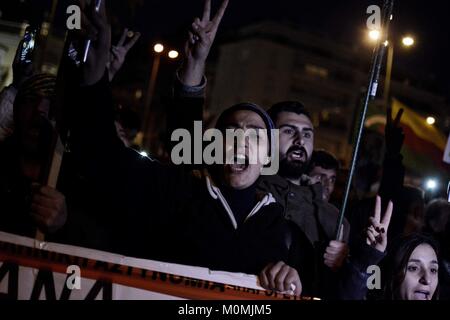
top-left (398, 244), bottom-right (439, 300)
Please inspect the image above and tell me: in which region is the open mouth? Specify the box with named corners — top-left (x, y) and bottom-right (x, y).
top-left (289, 149), bottom-right (306, 161)
top-left (228, 154), bottom-right (249, 173)
top-left (413, 290), bottom-right (430, 300)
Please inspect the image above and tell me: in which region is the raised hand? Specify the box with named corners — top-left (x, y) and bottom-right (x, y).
top-left (366, 195), bottom-right (393, 253)
top-left (179, 0), bottom-right (229, 86)
top-left (79, 0), bottom-right (111, 86)
top-left (259, 261), bottom-right (302, 296)
top-left (108, 28), bottom-right (141, 81)
top-left (385, 107), bottom-right (404, 155)
top-left (12, 40), bottom-right (34, 89)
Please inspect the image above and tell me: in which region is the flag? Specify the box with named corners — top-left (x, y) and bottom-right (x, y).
top-left (365, 98), bottom-right (450, 177)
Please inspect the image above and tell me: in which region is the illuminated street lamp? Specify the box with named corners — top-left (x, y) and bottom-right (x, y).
top-left (153, 43), bottom-right (164, 53)
top-left (142, 43), bottom-right (179, 149)
top-left (368, 30), bottom-right (381, 41)
top-left (402, 36), bottom-right (415, 47)
top-left (425, 178), bottom-right (438, 191)
top-left (426, 116), bottom-right (436, 125)
top-left (168, 50), bottom-right (179, 59)
top-left (368, 31), bottom-right (416, 106)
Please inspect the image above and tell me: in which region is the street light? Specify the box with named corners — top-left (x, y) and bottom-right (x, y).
top-left (402, 36), bottom-right (415, 47)
top-left (168, 50), bottom-right (179, 59)
top-left (142, 43), bottom-right (179, 149)
top-left (368, 30), bottom-right (381, 41)
top-left (426, 116), bottom-right (436, 125)
top-left (425, 178), bottom-right (438, 191)
top-left (154, 43), bottom-right (164, 53)
top-left (367, 31), bottom-right (416, 104)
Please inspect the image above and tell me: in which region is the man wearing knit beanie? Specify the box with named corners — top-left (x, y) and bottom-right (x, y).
top-left (0, 73), bottom-right (68, 237)
top-left (65, 1), bottom-right (305, 296)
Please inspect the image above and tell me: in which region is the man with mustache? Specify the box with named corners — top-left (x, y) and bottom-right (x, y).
top-left (266, 102), bottom-right (348, 250)
top-left (172, 0), bottom-right (349, 275)
top-left (64, 0), bottom-right (309, 296)
top-left (171, 0), bottom-right (386, 299)
top-left (256, 101), bottom-right (350, 297)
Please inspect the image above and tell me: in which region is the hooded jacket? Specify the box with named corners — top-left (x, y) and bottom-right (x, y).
top-left (65, 74), bottom-right (310, 277)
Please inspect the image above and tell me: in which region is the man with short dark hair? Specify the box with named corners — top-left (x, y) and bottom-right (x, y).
top-left (0, 74), bottom-right (67, 237)
top-left (262, 101), bottom-right (349, 245)
top-left (267, 101), bottom-right (314, 186)
top-left (170, 0), bottom-right (350, 296)
top-left (309, 150), bottom-right (340, 203)
top-left (257, 101), bottom-right (352, 297)
top-left (66, 0), bottom-right (306, 296)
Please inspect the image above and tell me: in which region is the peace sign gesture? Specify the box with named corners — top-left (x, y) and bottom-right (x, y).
top-left (186, 0), bottom-right (229, 62)
top-left (385, 107), bottom-right (405, 155)
top-left (366, 196), bottom-right (393, 253)
top-left (108, 28), bottom-right (141, 81)
top-left (180, 0), bottom-right (229, 86)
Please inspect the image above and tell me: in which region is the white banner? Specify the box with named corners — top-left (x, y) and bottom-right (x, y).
top-left (0, 232), bottom-right (305, 300)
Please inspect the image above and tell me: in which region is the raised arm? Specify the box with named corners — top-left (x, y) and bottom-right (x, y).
top-left (178, 0), bottom-right (229, 87)
top-left (107, 28), bottom-right (141, 81)
top-left (167, 1), bottom-right (229, 164)
top-left (379, 107), bottom-right (405, 202)
top-left (337, 196), bottom-right (393, 300)
top-left (0, 40), bottom-right (34, 141)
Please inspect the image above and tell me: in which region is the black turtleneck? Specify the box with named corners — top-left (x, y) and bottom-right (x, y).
top-left (220, 183), bottom-right (258, 227)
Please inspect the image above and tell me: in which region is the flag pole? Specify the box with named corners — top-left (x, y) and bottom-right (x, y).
top-left (334, 0), bottom-right (395, 240)
top-left (34, 32), bottom-right (72, 243)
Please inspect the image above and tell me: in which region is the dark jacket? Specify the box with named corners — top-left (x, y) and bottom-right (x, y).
top-left (170, 76), bottom-right (384, 299)
top-left (0, 140), bottom-right (36, 237)
top-left (259, 175), bottom-right (350, 244)
top-left (65, 75), bottom-right (311, 277)
top-left (0, 137), bottom-right (113, 249)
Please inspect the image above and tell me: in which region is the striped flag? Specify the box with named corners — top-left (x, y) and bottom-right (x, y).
top-left (365, 98), bottom-right (450, 177)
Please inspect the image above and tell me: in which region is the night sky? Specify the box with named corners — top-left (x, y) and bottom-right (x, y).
top-left (127, 0), bottom-right (450, 98)
top-left (1, 0), bottom-right (449, 98)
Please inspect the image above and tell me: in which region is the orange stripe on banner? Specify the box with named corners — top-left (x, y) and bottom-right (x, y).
top-left (0, 240), bottom-right (314, 300)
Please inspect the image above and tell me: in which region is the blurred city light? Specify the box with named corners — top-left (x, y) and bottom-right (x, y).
top-left (168, 50), bottom-right (179, 59)
top-left (368, 30), bottom-right (381, 41)
top-left (426, 116), bottom-right (436, 125)
top-left (153, 43), bottom-right (164, 53)
top-left (140, 151), bottom-right (148, 158)
top-left (402, 36), bottom-right (415, 47)
top-left (425, 178), bottom-right (438, 191)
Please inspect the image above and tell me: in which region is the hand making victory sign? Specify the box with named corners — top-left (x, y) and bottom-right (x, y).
top-left (78, 0), bottom-right (111, 86)
top-left (179, 0), bottom-right (229, 86)
top-left (108, 28), bottom-right (141, 81)
top-left (366, 196), bottom-right (393, 253)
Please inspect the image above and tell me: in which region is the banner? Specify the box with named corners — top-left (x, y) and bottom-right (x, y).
top-left (0, 232), bottom-right (310, 300)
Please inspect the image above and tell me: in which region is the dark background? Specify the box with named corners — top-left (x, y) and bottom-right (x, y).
top-left (1, 0), bottom-right (449, 97)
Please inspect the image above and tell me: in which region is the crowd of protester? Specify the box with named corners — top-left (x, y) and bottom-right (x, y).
top-left (0, 0), bottom-right (449, 300)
